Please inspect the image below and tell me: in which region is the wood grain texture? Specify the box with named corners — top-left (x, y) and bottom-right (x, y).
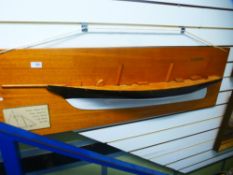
top-left (0, 47), bottom-right (228, 135)
top-left (0, 84), bottom-right (222, 135)
top-left (0, 47), bottom-right (228, 86)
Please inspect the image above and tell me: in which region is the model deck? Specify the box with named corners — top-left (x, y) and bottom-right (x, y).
top-left (47, 76), bottom-right (221, 99)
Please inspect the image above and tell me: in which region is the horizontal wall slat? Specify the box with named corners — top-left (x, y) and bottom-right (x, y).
top-left (143, 0), bottom-right (233, 9)
top-left (132, 129), bottom-right (218, 159)
top-left (180, 150), bottom-right (233, 173)
top-left (81, 105), bottom-right (226, 143)
top-left (216, 91), bottom-right (232, 105)
top-left (168, 150), bottom-right (217, 169)
top-left (1, 1), bottom-right (233, 28)
top-left (151, 140), bottom-right (215, 165)
top-left (224, 63), bottom-right (233, 77)
top-left (220, 78), bottom-right (233, 91)
top-left (108, 117), bottom-right (222, 151)
top-left (228, 48), bottom-right (233, 61)
top-left (167, 149), bottom-right (233, 170)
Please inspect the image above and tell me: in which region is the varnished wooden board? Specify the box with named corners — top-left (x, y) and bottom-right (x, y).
top-left (218, 138), bottom-right (233, 151)
top-left (0, 83), bottom-right (221, 135)
top-left (0, 47), bottom-right (228, 86)
top-left (0, 47), bottom-right (229, 135)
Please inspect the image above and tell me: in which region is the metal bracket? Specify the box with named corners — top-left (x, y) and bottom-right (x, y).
top-left (81, 23), bottom-right (88, 33)
top-left (180, 26), bottom-right (186, 34)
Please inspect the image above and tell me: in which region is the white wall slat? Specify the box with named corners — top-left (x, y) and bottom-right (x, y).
top-left (144, 0), bottom-right (233, 9)
top-left (81, 105), bottom-right (226, 143)
top-left (1, 0), bottom-right (233, 28)
top-left (167, 149), bottom-right (233, 170)
top-left (132, 129), bottom-right (218, 159)
top-left (224, 63), bottom-right (233, 77)
top-left (151, 140), bottom-right (215, 165)
top-left (109, 117), bottom-right (222, 151)
top-left (216, 91), bottom-right (232, 105)
top-left (180, 150), bottom-right (233, 173)
top-left (220, 78), bottom-right (233, 91)
top-left (228, 48), bottom-right (233, 62)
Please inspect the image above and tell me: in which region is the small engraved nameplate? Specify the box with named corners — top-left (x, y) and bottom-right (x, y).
top-left (30, 61), bottom-right (43, 68)
top-left (3, 105), bottom-right (50, 130)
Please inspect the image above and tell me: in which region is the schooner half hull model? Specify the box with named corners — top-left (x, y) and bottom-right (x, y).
top-left (47, 76), bottom-right (220, 99)
top-left (0, 47), bottom-right (229, 134)
top-left (47, 76), bottom-right (220, 110)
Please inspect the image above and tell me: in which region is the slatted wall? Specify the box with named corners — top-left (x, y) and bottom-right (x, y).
top-left (1, 0), bottom-right (233, 173)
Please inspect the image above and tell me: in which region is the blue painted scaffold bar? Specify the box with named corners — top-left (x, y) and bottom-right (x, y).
top-left (0, 122), bottom-right (167, 175)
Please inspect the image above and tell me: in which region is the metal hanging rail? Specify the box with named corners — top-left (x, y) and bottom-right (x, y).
top-left (0, 21), bottom-right (233, 30)
top-left (0, 22), bottom-right (229, 55)
top-left (0, 122), bottom-right (167, 175)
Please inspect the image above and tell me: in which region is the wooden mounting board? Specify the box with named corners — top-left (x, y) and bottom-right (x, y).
top-left (0, 47), bottom-right (228, 86)
top-left (0, 47), bottom-right (229, 135)
top-left (0, 83), bottom-right (221, 135)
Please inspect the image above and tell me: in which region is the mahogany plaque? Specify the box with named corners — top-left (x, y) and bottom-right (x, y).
top-left (0, 47), bottom-right (229, 135)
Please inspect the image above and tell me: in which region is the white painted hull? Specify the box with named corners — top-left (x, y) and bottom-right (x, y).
top-left (66, 88), bottom-right (207, 110)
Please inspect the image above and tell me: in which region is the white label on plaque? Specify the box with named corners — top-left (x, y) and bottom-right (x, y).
top-left (30, 61), bottom-right (42, 68)
top-left (3, 105), bottom-right (50, 130)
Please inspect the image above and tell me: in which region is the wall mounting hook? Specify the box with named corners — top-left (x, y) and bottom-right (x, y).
top-left (81, 23), bottom-right (89, 33)
top-left (180, 26), bottom-right (186, 34)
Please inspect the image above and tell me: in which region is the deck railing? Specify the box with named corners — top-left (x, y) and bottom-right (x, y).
top-left (0, 122), bottom-right (167, 175)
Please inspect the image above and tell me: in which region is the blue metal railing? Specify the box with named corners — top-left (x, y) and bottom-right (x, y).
top-left (0, 122), bottom-right (167, 175)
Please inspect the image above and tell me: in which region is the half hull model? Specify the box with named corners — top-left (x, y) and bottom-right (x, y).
top-left (48, 76), bottom-right (220, 99)
top-left (47, 76), bottom-right (220, 110)
top-left (0, 47), bottom-right (229, 134)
